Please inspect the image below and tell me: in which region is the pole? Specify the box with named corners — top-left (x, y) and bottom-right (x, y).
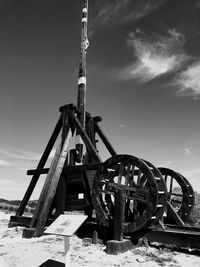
top-left (76, 0), bottom-right (89, 161)
top-left (114, 189), bottom-right (124, 241)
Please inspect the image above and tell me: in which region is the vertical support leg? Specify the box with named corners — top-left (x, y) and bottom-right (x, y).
top-left (106, 189), bottom-right (134, 254)
top-left (114, 189), bottom-right (124, 241)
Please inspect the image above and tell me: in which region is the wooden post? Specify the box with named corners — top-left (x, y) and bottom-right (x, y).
top-left (114, 189), bottom-right (124, 241)
top-left (76, 0), bottom-right (89, 161)
top-left (64, 236), bottom-right (70, 267)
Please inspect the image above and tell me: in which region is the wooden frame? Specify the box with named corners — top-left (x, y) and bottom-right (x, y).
top-left (11, 104), bottom-right (117, 237)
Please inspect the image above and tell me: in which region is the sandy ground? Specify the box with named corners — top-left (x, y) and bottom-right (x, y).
top-left (0, 211), bottom-right (200, 267)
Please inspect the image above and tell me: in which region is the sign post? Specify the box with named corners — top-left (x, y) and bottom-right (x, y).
top-left (64, 236), bottom-right (70, 266)
top-left (44, 214), bottom-right (88, 266)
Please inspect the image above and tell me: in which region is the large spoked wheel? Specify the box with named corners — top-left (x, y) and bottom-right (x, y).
top-left (142, 160), bottom-right (167, 225)
top-left (158, 168), bottom-right (192, 222)
top-left (176, 172), bottom-right (195, 220)
top-left (92, 155), bottom-right (159, 236)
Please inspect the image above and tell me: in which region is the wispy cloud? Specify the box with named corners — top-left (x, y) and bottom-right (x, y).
top-left (181, 168), bottom-right (200, 179)
top-left (183, 148), bottom-right (191, 155)
top-left (90, 0), bottom-right (165, 33)
top-left (122, 29), bottom-right (189, 82)
top-left (0, 178), bottom-right (15, 186)
top-left (0, 159), bottom-right (10, 166)
top-left (0, 147), bottom-right (41, 161)
top-left (176, 61), bottom-right (200, 96)
top-left (160, 160), bottom-right (172, 168)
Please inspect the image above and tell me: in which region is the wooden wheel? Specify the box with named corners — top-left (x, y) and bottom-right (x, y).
top-left (176, 172), bottom-right (195, 220)
top-left (92, 155), bottom-right (159, 236)
top-left (158, 168), bottom-right (191, 222)
top-left (142, 160), bottom-right (167, 224)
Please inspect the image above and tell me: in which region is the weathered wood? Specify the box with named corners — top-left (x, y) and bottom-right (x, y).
top-left (30, 141), bottom-right (63, 228)
top-left (68, 110), bottom-right (102, 163)
top-left (165, 224), bottom-right (200, 232)
top-left (114, 189), bottom-right (124, 241)
top-left (34, 128), bottom-right (72, 236)
top-left (27, 163), bottom-right (100, 176)
top-left (167, 201), bottom-right (185, 226)
top-left (77, 0), bottom-right (89, 129)
top-left (9, 215), bottom-right (32, 227)
top-left (55, 175), bottom-right (66, 217)
top-left (16, 115), bottom-right (63, 216)
top-left (85, 117), bottom-right (97, 163)
top-left (81, 171), bottom-right (93, 206)
top-left (145, 227), bottom-right (200, 249)
top-left (94, 121), bottom-right (117, 157)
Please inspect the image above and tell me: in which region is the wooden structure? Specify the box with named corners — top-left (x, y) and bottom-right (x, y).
top-left (9, 0), bottom-right (199, 251)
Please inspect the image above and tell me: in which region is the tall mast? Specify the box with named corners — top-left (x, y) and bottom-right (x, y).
top-left (76, 0), bottom-right (89, 160)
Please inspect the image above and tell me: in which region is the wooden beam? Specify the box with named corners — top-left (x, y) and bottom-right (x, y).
top-left (145, 227), bottom-right (200, 249)
top-left (30, 141), bottom-right (63, 228)
top-left (27, 163), bottom-right (101, 176)
top-left (167, 201), bottom-right (185, 226)
top-left (94, 121), bottom-right (117, 157)
top-left (16, 115), bottom-right (63, 216)
top-left (68, 110), bottom-right (102, 163)
top-left (55, 175), bottom-right (66, 217)
top-left (34, 128), bottom-right (72, 237)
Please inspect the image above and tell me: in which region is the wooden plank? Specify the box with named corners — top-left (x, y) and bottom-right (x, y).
top-left (16, 115), bottom-right (63, 216)
top-left (30, 141), bottom-right (63, 228)
top-left (34, 128), bottom-right (72, 237)
top-left (94, 121), bottom-right (117, 157)
top-left (145, 228), bottom-right (200, 249)
top-left (68, 110), bottom-right (102, 163)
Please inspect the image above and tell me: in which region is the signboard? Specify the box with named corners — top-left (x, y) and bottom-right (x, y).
top-left (44, 214), bottom-right (88, 237)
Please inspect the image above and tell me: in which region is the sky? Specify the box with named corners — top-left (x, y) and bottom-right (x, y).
top-left (0, 0), bottom-right (200, 200)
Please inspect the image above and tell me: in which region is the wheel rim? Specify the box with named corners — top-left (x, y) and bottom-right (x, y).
top-left (142, 160), bottom-right (167, 224)
top-left (176, 172), bottom-right (195, 219)
top-left (158, 168), bottom-right (190, 221)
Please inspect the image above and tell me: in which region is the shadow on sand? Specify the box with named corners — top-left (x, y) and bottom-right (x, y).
top-left (38, 259), bottom-right (64, 267)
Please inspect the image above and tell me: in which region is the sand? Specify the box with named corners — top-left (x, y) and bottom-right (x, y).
top-left (0, 211), bottom-right (199, 267)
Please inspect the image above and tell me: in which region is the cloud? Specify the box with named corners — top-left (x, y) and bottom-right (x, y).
top-left (90, 0), bottom-right (165, 33)
top-left (0, 178), bottom-right (15, 186)
top-left (160, 160), bottom-right (172, 167)
top-left (122, 29), bottom-right (189, 82)
top-left (181, 168), bottom-right (200, 179)
top-left (0, 159), bottom-right (10, 166)
top-left (183, 148), bottom-right (191, 155)
top-left (176, 61), bottom-right (200, 95)
top-left (0, 147), bottom-right (41, 161)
